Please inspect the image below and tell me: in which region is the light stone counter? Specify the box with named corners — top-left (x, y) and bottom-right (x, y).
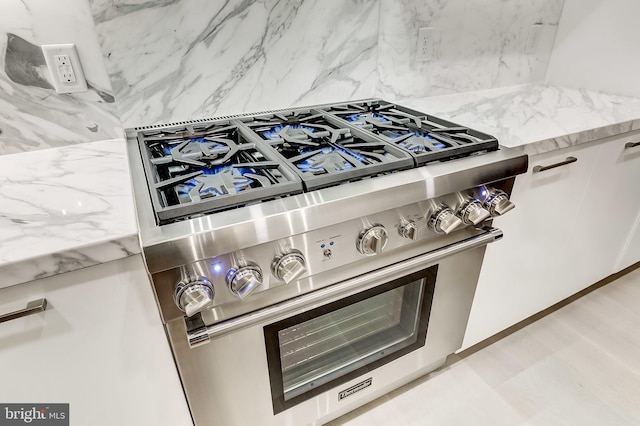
top-left (4, 84), bottom-right (640, 289)
top-left (398, 83), bottom-right (640, 156)
top-left (0, 138), bottom-right (139, 288)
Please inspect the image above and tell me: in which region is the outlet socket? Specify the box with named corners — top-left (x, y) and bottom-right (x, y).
top-left (41, 44), bottom-right (88, 94)
top-left (416, 27), bottom-right (437, 62)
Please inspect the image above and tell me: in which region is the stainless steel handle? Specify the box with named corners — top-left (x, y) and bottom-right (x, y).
top-left (532, 156), bottom-right (577, 173)
top-left (625, 141), bottom-right (640, 149)
top-left (187, 227), bottom-right (503, 348)
top-left (0, 298), bottom-right (47, 324)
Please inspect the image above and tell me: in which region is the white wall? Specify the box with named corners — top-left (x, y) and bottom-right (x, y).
top-left (546, 0), bottom-right (640, 97)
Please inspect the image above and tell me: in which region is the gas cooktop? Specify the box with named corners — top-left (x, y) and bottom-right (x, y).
top-left (132, 99), bottom-right (500, 225)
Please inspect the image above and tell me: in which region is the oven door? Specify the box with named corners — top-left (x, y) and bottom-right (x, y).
top-left (264, 265), bottom-right (436, 414)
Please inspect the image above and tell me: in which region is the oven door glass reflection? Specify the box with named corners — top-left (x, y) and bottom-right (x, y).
top-left (264, 265), bottom-right (437, 414)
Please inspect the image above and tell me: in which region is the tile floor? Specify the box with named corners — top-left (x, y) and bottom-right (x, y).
top-left (328, 266), bottom-right (640, 426)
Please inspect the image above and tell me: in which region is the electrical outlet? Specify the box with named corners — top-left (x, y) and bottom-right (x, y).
top-left (416, 27), bottom-right (437, 62)
top-left (41, 44), bottom-right (88, 93)
top-left (525, 24), bottom-right (544, 54)
top-left (55, 55), bottom-right (77, 83)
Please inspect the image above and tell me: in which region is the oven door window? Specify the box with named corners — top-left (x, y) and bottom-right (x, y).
top-left (264, 265), bottom-right (437, 414)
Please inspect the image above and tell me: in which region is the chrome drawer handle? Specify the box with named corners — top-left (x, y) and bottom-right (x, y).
top-left (0, 298), bottom-right (47, 324)
top-left (532, 156), bottom-right (577, 173)
top-left (625, 141), bottom-right (640, 149)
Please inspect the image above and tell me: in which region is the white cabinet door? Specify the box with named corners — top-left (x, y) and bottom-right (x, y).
top-left (462, 141), bottom-right (602, 349)
top-left (570, 130), bottom-right (640, 281)
top-left (0, 255), bottom-right (193, 426)
top-left (593, 132), bottom-right (640, 273)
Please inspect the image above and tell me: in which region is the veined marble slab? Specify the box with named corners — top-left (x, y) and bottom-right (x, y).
top-left (90, 0), bottom-right (379, 128)
top-left (0, 139), bottom-right (139, 288)
top-left (398, 84), bottom-right (640, 156)
top-left (377, 0), bottom-right (565, 101)
top-left (0, 0), bottom-right (122, 155)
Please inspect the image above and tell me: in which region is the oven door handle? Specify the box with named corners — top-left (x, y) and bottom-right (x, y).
top-left (186, 226), bottom-right (503, 348)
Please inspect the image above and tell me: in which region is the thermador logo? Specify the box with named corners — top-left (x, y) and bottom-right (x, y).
top-left (338, 378), bottom-right (373, 401)
top-left (0, 404), bottom-right (68, 426)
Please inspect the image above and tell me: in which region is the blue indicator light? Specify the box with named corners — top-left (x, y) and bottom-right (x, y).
top-left (330, 241), bottom-right (334, 246)
top-left (212, 263), bottom-right (222, 273)
top-left (321, 243), bottom-right (326, 249)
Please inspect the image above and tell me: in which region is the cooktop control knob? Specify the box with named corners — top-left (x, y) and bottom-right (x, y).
top-left (271, 250), bottom-right (306, 284)
top-left (456, 198), bottom-right (491, 226)
top-left (357, 224), bottom-right (388, 256)
top-left (399, 220), bottom-right (419, 240)
top-left (226, 262), bottom-right (263, 300)
top-left (173, 277), bottom-right (215, 317)
top-left (428, 205), bottom-right (463, 234)
top-left (483, 188), bottom-right (515, 216)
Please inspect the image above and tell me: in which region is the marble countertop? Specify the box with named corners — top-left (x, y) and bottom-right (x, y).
top-left (3, 83), bottom-right (640, 289)
top-left (398, 83), bottom-right (640, 156)
top-left (0, 139), bottom-right (140, 289)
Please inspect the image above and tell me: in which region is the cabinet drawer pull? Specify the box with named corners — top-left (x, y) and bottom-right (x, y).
top-left (625, 141), bottom-right (640, 149)
top-left (0, 298), bottom-right (47, 324)
top-left (532, 156), bottom-right (577, 173)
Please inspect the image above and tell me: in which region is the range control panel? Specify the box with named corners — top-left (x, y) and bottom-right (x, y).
top-left (165, 185), bottom-right (514, 318)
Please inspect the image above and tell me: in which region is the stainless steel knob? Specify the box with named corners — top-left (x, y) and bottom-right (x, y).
top-left (428, 205), bottom-right (462, 234)
top-left (399, 220), bottom-right (418, 240)
top-left (173, 277), bottom-right (215, 317)
top-left (484, 189), bottom-right (515, 216)
top-left (357, 224), bottom-right (388, 256)
top-left (271, 250), bottom-right (306, 284)
top-left (226, 262), bottom-right (263, 299)
top-left (456, 199), bottom-right (491, 226)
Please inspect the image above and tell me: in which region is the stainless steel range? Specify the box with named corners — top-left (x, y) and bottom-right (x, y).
top-left (126, 99), bottom-right (528, 426)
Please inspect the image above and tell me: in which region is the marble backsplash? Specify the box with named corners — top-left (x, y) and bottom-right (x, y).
top-left (89, 0), bottom-right (565, 128)
top-left (377, 0), bottom-right (566, 100)
top-left (0, 0), bottom-right (122, 155)
top-left (1, 0), bottom-right (566, 154)
top-left (89, 0), bottom-right (380, 128)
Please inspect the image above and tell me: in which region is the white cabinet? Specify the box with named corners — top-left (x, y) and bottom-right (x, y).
top-left (573, 131), bottom-right (640, 280)
top-left (462, 130), bottom-right (640, 349)
top-left (0, 255), bottom-right (192, 426)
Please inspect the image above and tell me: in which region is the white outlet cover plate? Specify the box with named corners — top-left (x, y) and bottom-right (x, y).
top-left (416, 27), bottom-right (437, 62)
top-left (41, 44), bottom-right (88, 94)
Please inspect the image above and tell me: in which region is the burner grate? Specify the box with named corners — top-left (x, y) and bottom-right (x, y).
top-left (241, 111), bottom-right (414, 190)
top-left (137, 123), bottom-right (303, 223)
top-left (132, 99), bottom-right (502, 224)
top-left (323, 100), bottom-right (499, 165)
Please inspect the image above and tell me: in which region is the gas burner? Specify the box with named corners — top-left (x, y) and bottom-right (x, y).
top-left (262, 124), bottom-right (317, 141)
top-left (391, 131), bottom-right (450, 154)
top-left (175, 164), bottom-right (281, 204)
top-left (327, 101), bottom-right (423, 129)
top-left (294, 145), bottom-right (382, 175)
top-left (138, 123), bottom-right (302, 223)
